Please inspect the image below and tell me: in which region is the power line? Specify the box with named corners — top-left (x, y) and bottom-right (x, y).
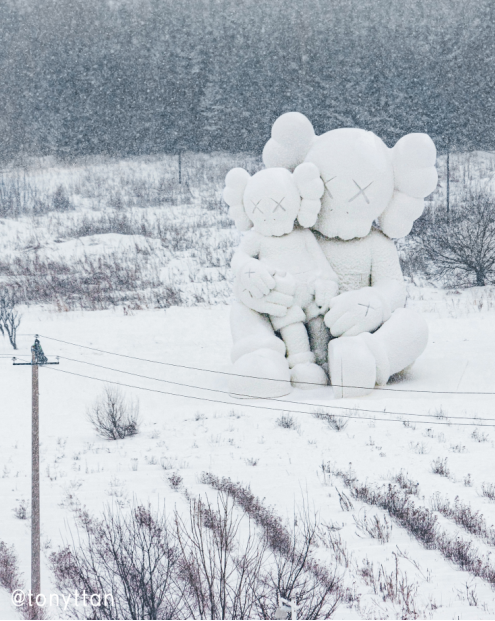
top-left (33, 333), bottom-right (495, 396)
top-left (57, 354), bottom-right (495, 423)
top-left (38, 363), bottom-right (495, 428)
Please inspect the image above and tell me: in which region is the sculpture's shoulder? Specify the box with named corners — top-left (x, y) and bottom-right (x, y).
top-left (368, 227), bottom-right (400, 261)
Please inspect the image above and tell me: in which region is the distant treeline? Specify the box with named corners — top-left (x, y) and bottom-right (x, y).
top-left (1, 0), bottom-right (494, 162)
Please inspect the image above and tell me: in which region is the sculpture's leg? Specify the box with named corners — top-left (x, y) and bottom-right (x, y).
top-left (229, 300), bottom-right (291, 398)
top-left (328, 308), bottom-right (428, 399)
top-left (271, 302), bottom-right (328, 390)
top-left (279, 321), bottom-right (328, 389)
top-left (307, 315), bottom-right (331, 366)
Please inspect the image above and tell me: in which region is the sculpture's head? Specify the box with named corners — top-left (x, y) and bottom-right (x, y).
top-left (262, 112), bottom-right (438, 240)
top-left (222, 163), bottom-right (324, 236)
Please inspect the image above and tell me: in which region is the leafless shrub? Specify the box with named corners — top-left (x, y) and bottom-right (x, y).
top-left (335, 487), bottom-right (354, 512)
top-left (0, 541), bottom-right (23, 594)
top-left (471, 429), bottom-right (489, 443)
top-left (153, 285), bottom-right (185, 309)
top-left (168, 472), bottom-right (183, 490)
top-left (463, 582), bottom-right (479, 607)
top-left (435, 532), bottom-right (478, 571)
top-left (245, 457), bottom-right (258, 466)
top-left (0, 540), bottom-right (43, 619)
top-left (408, 187), bottom-right (495, 287)
top-left (431, 406), bottom-right (448, 421)
top-left (0, 290), bottom-right (22, 350)
top-left (49, 488), bottom-right (342, 621)
top-left (464, 474), bottom-right (473, 487)
top-left (390, 471), bottom-right (419, 496)
top-left (87, 386), bottom-right (140, 440)
top-left (0, 171), bottom-right (42, 218)
top-left (337, 473), bottom-right (438, 549)
top-left (319, 461), bottom-right (333, 486)
top-left (353, 510), bottom-right (392, 543)
top-left (160, 458), bottom-right (173, 471)
top-left (481, 482), bottom-right (495, 501)
top-left (409, 441), bottom-right (429, 455)
top-left (317, 529), bottom-right (352, 568)
top-left (50, 504), bottom-right (185, 619)
top-left (12, 499), bottom-right (30, 520)
top-left (276, 413), bottom-right (298, 430)
top-left (174, 494), bottom-right (269, 620)
top-left (200, 472), bottom-right (344, 619)
top-left (431, 493), bottom-right (495, 546)
top-left (337, 470), bottom-right (495, 589)
top-left (358, 555), bottom-right (419, 619)
top-left (52, 185), bottom-right (73, 212)
top-left (431, 457), bottom-right (450, 478)
top-left (0, 249), bottom-right (162, 310)
top-left (313, 410), bottom-right (349, 432)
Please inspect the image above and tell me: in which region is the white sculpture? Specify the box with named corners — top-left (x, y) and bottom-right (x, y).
top-left (226, 112), bottom-right (437, 399)
top-left (223, 165), bottom-right (339, 392)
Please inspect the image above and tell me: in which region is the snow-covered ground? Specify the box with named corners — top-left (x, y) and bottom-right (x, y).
top-left (2, 153), bottom-right (495, 619)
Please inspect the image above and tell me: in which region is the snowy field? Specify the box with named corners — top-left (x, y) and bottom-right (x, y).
top-left (2, 152), bottom-right (495, 619)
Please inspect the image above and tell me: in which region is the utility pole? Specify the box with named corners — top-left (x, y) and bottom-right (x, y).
top-left (13, 337), bottom-right (59, 605)
top-left (446, 135), bottom-right (450, 217)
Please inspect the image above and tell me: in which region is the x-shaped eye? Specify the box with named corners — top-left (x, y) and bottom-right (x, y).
top-left (348, 180), bottom-right (373, 205)
top-left (271, 197), bottom-right (286, 212)
top-left (323, 176), bottom-right (336, 198)
top-left (251, 199), bottom-right (263, 214)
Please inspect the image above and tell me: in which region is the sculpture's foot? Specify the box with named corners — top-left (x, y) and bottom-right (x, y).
top-left (328, 335), bottom-right (376, 398)
top-left (291, 362), bottom-right (328, 390)
top-left (229, 348), bottom-right (291, 399)
top-left (328, 309), bottom-right (429, 399)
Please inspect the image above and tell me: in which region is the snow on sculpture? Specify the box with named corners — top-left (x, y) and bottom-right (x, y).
top-left (226, 112), bottom-right (437, 399)
top-left (223, 165), bottom-right (339, 392)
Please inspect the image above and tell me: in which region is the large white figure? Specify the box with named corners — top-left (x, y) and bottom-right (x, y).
top-left (224, 164), bottom-right (339, 393)
top-left (228, 112), bottom-right (437, 399)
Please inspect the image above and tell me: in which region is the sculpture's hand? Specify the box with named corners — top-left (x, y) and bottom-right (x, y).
top-left (312, 278), bottom-right (339, 315)
top-left (236, 269), bottom-right (296, 317)
top-left (324, 287), bottom-right (391, 337)
top-left (237, 258), bottom-right (278, 299)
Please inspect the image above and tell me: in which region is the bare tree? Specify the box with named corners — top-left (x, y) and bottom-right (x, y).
top-left (49, 489), bottom-right (346, 620)
top-left (87, 386), bottom-right (140, 440)
top-left (0, 290), bottom-right (22, 350)
top-left (174, 494), bottom-right (269, 620)
top-left (50, 504), bottom-right (185, 620)
top-left (200, 473), bottom-right (344, 620)
top-left (412, 187), bottom-right (495, 287)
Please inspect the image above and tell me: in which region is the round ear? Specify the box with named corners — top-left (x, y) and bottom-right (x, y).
top-left (262, 112), bottom-right (316, 171)
top-left (380, 133), bottom-right (438, 238)
top-left (379, 191), bottom-right (425, 239)
top-left (393, 133), bottom-right (438, 198)
top-left (293, 162), bottom-right (324, 228)
top-left (223, 168), bottom-right (252, 231)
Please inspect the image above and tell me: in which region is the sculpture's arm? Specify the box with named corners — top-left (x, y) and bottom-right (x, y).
top-left (303, 230), bottom-right (339, 313)
top-left (370, 229), bottom-right (407, 312)
top-left (231, 232), bottom-right (274, 299)
top-left (324, 230), bottom-right (406, 337)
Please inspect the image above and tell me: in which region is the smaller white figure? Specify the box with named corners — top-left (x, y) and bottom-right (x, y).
top-left (223, 164), bottom-right (339, 391)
